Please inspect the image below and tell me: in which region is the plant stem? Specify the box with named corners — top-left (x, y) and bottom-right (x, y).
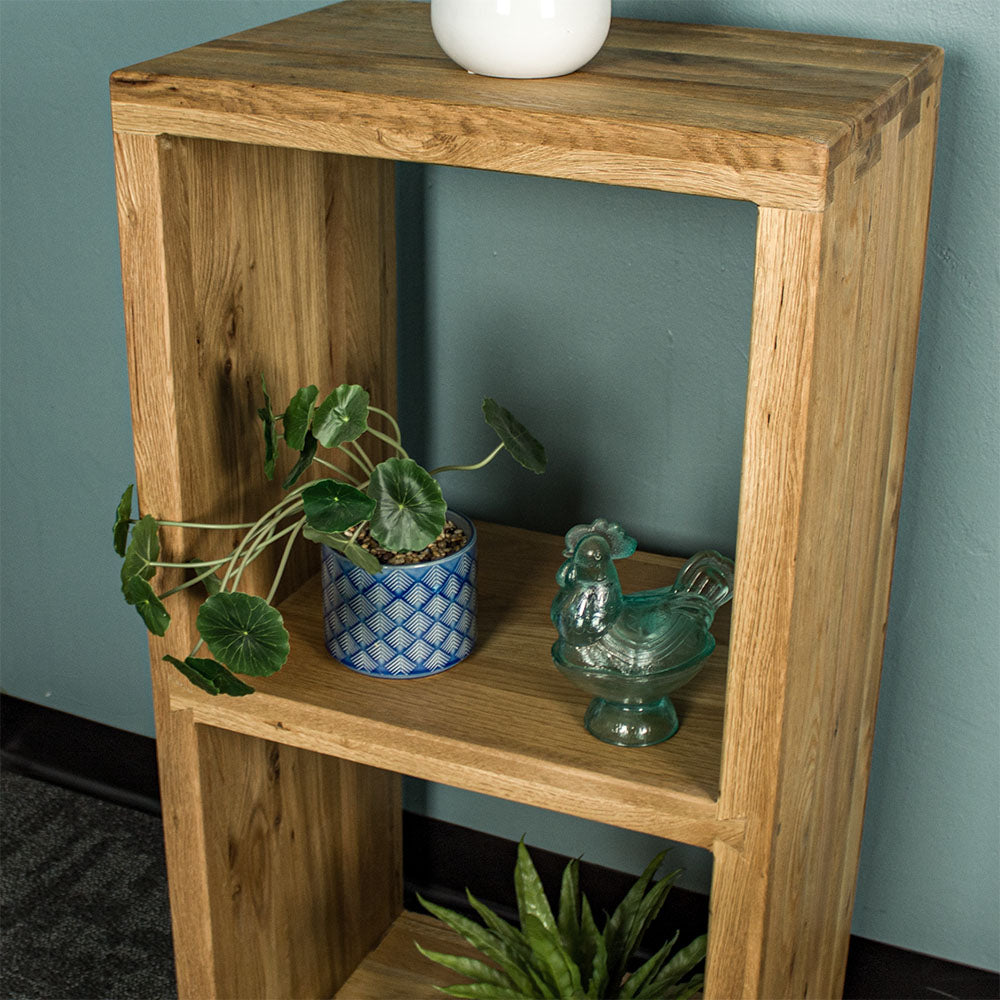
top-left (341, 441), bottom-right (375, 476)
top-left (220, 486), bottom-right (309, 592)
top-left (157, 563), bottom-right (226, 600)
top-left (228, 516), bottom-right (303, 594)
top-left (150, 556), bottom-right (230, 570)
top-left (367, 406), bottom-right (404, 445)
top-left (366, 426), bottom-right (409, 460)
top-left (266, 517), bottom-right (305, 604)
top-left (155, 520), bottom-right (257, 530)
top-left (429, 442), bottom-right (505, 476)
top-left (312, 456), bottom-right (362, 485)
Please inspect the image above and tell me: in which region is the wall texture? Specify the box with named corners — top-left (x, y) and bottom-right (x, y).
top-left (1, 0), bottom-right (996, 972)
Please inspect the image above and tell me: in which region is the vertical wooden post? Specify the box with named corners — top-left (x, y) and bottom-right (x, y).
top-left (707, 84), bottom-right (940, 998)
top-left (113, 132), bottom-right (400, 998)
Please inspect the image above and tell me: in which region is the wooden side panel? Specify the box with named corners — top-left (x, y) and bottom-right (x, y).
top-left (153, 711), bottom-right (401, 999)
top-left (707, 78), bottom-right (940, 999)
top-left (114, 133), bottom-right (396, 614)
top-left (113, 132), bottom-right (398, 998)
top-left (198, 727), bottom-right (402, 998)
top-left (707, 203), bottom-right (825, 999)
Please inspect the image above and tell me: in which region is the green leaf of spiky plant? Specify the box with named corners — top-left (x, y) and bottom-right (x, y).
top-left (368, 457), bottom-right (446, 552)
top-left (258, 375), bottom-right (278, 480)
top-left (603, 851), bottom-right (670, 989)
top-left (301, 479), bottom-right (376, 534)
top-left (465, 890), bottom-right (534, 967)
top-left (282, 429), bottom-right (318, 489)
top-left (282, 384), bottom-right (318, 451)
top-left (303, 525), bottom-right (382, 575)
top-left (617, 930), bottom-right (679, 1000)
top-left (462, 890), bottom-right (559, 998)
top-left (522, 913), bottom-right (583, 999)
top-left (616, 866), bottom-right (680, 983)
top-left (196, 591), bottom-right (289, 677)
top-left (312, 383), bottom-right (370, 447)
top-left (113, 485), bottom-right (134, 556)
top-left (557, 857), bottom-right (582, 959)
top-left (581, 895), bottom-right (607, 999)
top-left (163, 655), bottom-right (255, 697)
top-left (437, 985), bottom-right (527, 1000)
top-left (668, 974), bottom-right (706, 1000)
top-left (659, 975), bottom-right (704, 1000)
top-left (416, 894), bottom-right (539, 997)
top-left (412, 943), bottom-right (520, 993)
top-left (515, 840), bottom-right (558, 938)
top-left (635, 934), bottom-right (707, 999)
top-left (482, 398), bottom-right (547, 474)
top-left (121, 515), bottom-right (160, 583)
top-left (121, 576), bottom-right (171, 636)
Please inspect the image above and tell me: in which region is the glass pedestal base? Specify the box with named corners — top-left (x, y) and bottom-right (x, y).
top-left (583, 697), bottom-right (679, 747)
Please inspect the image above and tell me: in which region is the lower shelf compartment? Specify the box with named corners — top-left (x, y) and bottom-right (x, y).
top-left (335, 910), bottom-right (481, 999)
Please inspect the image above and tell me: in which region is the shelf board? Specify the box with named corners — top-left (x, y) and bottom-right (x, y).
top-left (171, 522), bottom-right (741, 850)
top-left (109, 0), bottom-right (941, 210)
top-left (334, 910), bottom-right (482, 999)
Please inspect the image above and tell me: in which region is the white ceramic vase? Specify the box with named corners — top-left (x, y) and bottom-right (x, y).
top-left (430, 0), bottom-right (612, 79)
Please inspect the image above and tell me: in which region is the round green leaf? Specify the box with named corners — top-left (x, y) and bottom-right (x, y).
top-left (301, 479), bottom-right (376, 534)
top-left (113, 485), bottom-right (134, 556)
top-left (312, 384), bottom-right (370, 448)
top-left (196, 591), bottom-right (289, 677)
top-left (282, 384), bottom-right (318, 451)
top-left (122, 575), bottom-right (171, 636)
top-left (367, 458), bottom-right (446, 552)
top-left (164, 654), bottom-right (255, 697)
top-left (482, 398), bottom-right (547, 474)
top-left (304, 525), bottom-right (383, 575)
top-left (281, 429), bottom-right (317, 489)
top-left (121, 514), bottom-right (160, 583)
top-left (257, 374), bottom-right (278, 480)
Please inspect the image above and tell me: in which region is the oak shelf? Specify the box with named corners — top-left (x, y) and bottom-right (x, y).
top-left (172, 523), bottom-right (737, 851)
top-left (111, 3), bottom-right (942, 997)
top-left (333, 911), bottom-right (491, 999)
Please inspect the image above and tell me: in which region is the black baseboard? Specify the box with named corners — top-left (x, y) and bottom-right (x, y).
top-left (2, 694), bottom-right (997, 999)
top-left (1, 693), bottom-right (161, 814)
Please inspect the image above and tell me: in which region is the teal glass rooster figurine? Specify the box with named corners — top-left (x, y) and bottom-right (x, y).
top-left (551, 518), bottom-right (735, 746)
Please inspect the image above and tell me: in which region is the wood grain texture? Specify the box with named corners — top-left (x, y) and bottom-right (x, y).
top-left (115, 133), bottom-right (396, 628)
top-left (197, 728), bottom-right (402, 998)
top-left (171, 523), bottom-right (741, 852)
top-left (335, 911), bottom-right (487, 999)
top-left (114, 132), bottom-right (398, 998)
top-left (109, 0), bottom-right (941, 209)
top-left (707, 78), bottom-right (941, 999)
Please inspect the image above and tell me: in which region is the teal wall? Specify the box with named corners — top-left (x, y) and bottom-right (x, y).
top-left (1, 0), bottom-right (997, 972)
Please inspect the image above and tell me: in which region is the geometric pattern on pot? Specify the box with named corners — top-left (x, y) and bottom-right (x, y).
top-left (320, 512), bottom-right (477, 678)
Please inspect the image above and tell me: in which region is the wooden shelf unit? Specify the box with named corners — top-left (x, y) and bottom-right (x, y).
top-left (110, 3), bottom-right (942, 998)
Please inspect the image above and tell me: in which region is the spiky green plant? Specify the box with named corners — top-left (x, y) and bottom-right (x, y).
top-left (416, 843), bottom-right (707, 999)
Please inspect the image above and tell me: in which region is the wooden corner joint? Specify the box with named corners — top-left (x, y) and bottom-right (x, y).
top-left (712, 813), bottom-right (749, 854)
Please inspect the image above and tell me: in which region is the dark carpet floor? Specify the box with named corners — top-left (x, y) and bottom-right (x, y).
top-left (1, 770), bottom-right (177, 1000)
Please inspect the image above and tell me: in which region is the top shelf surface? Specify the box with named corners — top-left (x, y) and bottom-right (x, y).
top-left (110, 0), bottom-right (941, 209)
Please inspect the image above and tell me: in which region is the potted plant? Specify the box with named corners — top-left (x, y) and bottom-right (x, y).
top-left (114, 378), bottom-right (546, 694)
top-left (417, 841), bottom-right (707, 999)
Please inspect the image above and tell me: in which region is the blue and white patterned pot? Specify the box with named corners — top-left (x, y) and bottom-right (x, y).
top-left (320, 512), bottom-right (477, 678)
